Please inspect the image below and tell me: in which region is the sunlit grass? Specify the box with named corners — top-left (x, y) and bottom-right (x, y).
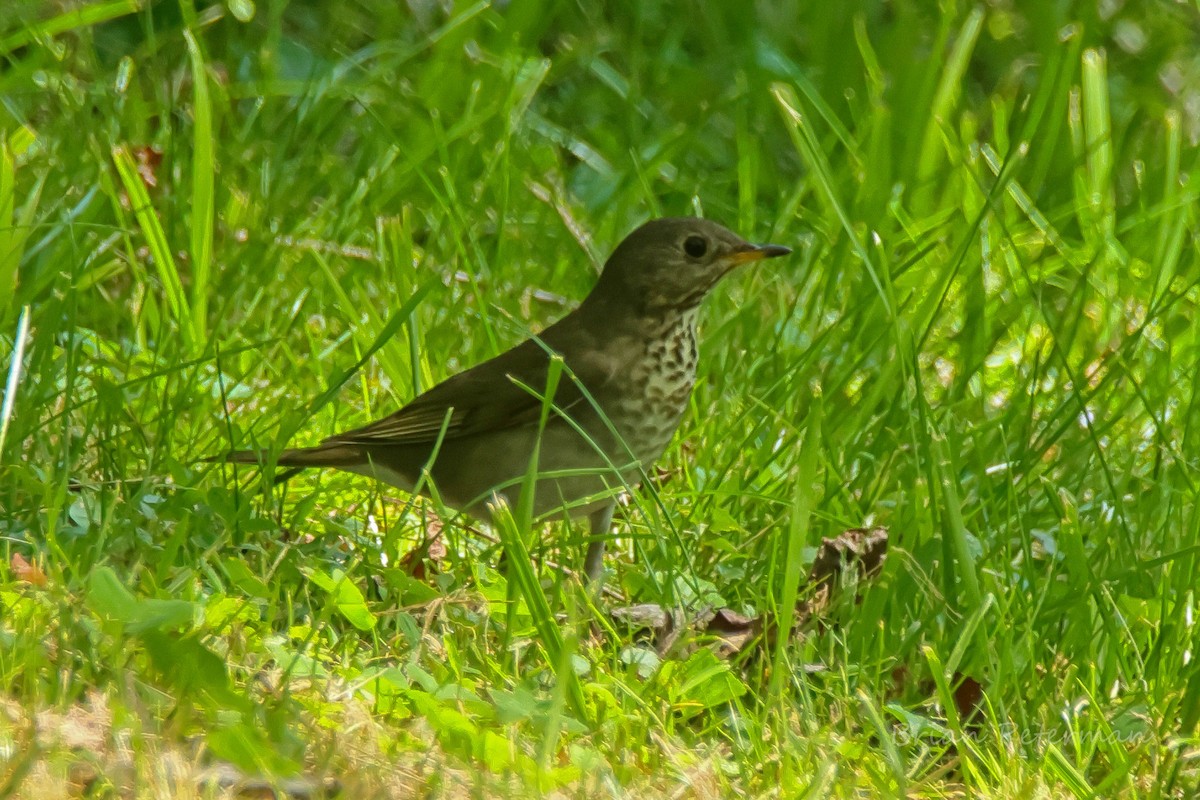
top-left (2, 1), bottom-right (1199, 797)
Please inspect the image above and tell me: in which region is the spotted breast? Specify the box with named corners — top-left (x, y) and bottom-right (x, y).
top-left (610, 307), bottom-right (700, 466)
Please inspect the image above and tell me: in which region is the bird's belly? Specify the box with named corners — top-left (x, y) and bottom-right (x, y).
top-left (612, 317), bottom-right (697, 466)
top-left (417, 423), bottom-right (634, 520)
top-left (613, 379), bottom-right (692, 464)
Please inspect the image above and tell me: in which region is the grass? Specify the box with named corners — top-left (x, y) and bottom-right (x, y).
top-left (2, 0), bottom-right (1200, 796)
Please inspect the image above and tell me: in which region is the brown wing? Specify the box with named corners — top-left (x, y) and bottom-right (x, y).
top-left (324, 334), bottom-right (603, 447)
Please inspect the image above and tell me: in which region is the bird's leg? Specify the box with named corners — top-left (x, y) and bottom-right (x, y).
top-left (584, 503), bottom-right (615, 585)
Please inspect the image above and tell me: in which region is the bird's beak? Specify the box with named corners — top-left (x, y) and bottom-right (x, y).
top-left (726, 242), bottom-right (792, 266)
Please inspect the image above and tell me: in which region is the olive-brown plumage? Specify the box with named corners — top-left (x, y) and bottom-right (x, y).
top-left (216, 217), bottom-right (791, 581)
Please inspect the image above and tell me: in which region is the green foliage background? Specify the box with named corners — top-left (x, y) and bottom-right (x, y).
top-left (1, 0), bottom-right (1199, 796)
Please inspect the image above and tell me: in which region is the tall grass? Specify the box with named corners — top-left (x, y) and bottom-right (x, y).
top-left (1, 1), bottom-right (1198, 796)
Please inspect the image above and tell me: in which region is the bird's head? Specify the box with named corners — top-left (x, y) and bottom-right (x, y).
top-left (592, 217), bottom-right (791, 314)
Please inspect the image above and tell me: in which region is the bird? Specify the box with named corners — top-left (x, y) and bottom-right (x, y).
top-left (213, 217), bottom-right (791, 583)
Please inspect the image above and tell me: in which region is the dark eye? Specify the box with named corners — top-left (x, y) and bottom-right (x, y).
top-left (683, 235), bottom-right (708, 258)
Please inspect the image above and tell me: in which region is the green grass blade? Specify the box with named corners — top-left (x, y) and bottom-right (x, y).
top-left (931, 429), bottom-right (983, 613)
top-left (0, 135), bottom-right (16, 317)
top-left (491, 501), bottom-right (589, 724)
top-left (0, 0), bottom-right (141, 56)
top-left (857, 689), bottom-right (907, 795)
top-left (914, 8), bottom-right (984, 205)
top-left (111, 145), bottom-right (193, 350)
top-left (489, 354), bottom-right (589, 723)
top-left (769, 398), bottom-right (821, 702)
top-left (185, 29), bottom-right (215, 345)
top-left (1081, 49), bottom-right (1115, 245)
top-left (0, 132), bottom-right (41, 323)
top-left (0, 304), bottom-right (30, 460)
top-left (771, 83), bottom-right (893, 317)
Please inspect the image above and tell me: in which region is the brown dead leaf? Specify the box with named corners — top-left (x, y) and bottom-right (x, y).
top-left (952, 672), bottom-right (985, 725)
top-left (648, 465), bottom-right (678, 488)
top-left (11, 552), bottom-right (48, 587)
top-left (611, 603), bottom-right (673, 631)
top-left (399, 512), bottom-right (447, 581)
top-left (795, 526), bottom-right (889, 623)
top-left (611, 603), bottom-right (685, 654)
top-left (607, 528), bottom-right (890, 666)
top-left (700, 608), bottom-right (762, 658)
top-left (606, 605), bottom-right (763, 659)
top-left (807, 526), bottom-right (889, 588)
top-left (133, 145), bottom-right (163, 189)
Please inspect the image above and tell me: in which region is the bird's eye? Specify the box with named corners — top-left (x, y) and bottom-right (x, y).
top-left (683, 235), bottom-right (708, 258)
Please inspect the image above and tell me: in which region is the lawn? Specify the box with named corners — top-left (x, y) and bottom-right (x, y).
top-left (2, 1), bottom-right (1199, 797)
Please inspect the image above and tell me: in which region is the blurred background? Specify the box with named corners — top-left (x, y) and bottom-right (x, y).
top-left (2, 0), bottom-right (1200, 795)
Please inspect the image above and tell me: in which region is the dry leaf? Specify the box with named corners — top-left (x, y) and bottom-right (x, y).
top-left (11, 552), bottom-right (48, 587)
top-left (133, 145), bottom-right (163, 189)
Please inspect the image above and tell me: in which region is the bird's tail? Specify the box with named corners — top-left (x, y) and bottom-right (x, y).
top-left (206, 443), bottom-right (365, 469)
